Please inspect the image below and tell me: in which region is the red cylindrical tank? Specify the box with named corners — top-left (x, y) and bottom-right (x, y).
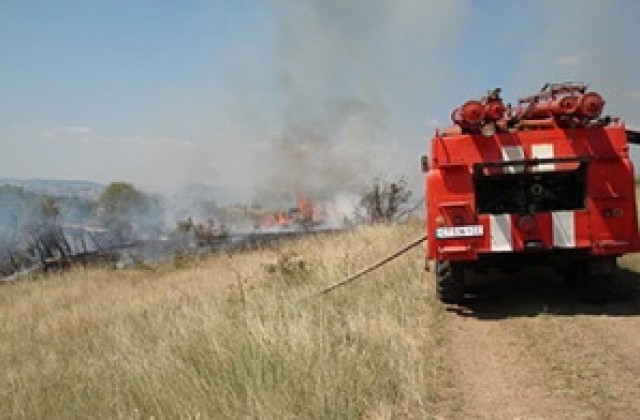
top-left (576, 92), bottom-right (604, 119)
top-left (484, 100), bottom-right (506, 121)
top-left (452, 100), bottom-right (485, 127)
top-left (524, 95), bottom-right (580, 119)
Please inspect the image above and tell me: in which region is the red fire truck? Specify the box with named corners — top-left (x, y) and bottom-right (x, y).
top-left (425, 83), bottom-right (640, 304)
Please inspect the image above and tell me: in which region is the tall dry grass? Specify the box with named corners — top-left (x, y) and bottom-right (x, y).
top-left (0, 222), bottom-right (452, 419)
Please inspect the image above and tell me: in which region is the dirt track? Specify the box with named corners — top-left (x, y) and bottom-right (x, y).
top-left (432, 260), bottom-right (640, 419)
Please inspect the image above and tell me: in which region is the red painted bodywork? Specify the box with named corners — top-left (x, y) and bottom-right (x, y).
top-left (426, 88), bottom-right (640, 263)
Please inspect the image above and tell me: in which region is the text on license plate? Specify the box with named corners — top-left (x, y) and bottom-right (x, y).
top-left (435, 225), bottom-right (484, 239)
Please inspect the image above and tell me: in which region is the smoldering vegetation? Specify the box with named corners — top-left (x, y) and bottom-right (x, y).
top-left (0, 181), bottom-right (336, 280)
top-left (0, 172), bottom-right (420, 281)
top-left (0, 183), bottom-right (221, 279)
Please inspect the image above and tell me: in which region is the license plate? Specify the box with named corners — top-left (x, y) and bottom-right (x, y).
top-left (435, 225), bottom-right (484, 239)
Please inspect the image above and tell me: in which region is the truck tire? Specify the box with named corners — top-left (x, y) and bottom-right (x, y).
top-left (580, 274), bottom-right (612, 304)
top-left (436, 260), bottom-right (465, 304)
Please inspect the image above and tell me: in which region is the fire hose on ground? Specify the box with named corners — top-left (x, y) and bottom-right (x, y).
top-left (310, 234), bottom-right (428, 298)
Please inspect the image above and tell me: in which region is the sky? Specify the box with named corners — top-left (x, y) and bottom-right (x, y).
top-left (1, 0), bottom-right (640, 198)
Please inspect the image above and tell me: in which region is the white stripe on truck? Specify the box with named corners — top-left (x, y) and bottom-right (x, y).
top-left (490, 214), bottom-right (512, 251)
top-left (552, 211), bottom-right (576, 248)
top-left (531, 144), bottom-right (554, 172)
top-left (501, 146), bottom-right (525, 174)
top-left (492, 143), bottom-right (575, 251)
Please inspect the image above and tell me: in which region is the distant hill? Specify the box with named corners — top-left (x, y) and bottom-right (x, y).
top-left (0, 178), bottom-right (255, 205)
top-left (0, 178), bottom-right (104, 198)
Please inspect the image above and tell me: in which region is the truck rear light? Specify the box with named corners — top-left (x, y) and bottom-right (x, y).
top-left (517, 214), bottom-right (536, 232)
top-left (435, 215), bottom-right (446, 226)
top-left (603, 208), bottom-right (624, 218)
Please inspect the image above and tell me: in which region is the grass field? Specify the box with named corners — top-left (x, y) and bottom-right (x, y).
top-left (3, 220), bottom-right (640, 419)
top-left (1, 222), bottom-right (456, 418)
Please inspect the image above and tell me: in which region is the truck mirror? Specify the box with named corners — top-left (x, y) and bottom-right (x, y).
top-left (626, 129), bottom-right (640, 145)
top-left (421, 155), bottom-right (430, 172)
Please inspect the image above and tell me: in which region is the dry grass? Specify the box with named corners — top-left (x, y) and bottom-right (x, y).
top-left (0, 222), bottom-right (450, 419)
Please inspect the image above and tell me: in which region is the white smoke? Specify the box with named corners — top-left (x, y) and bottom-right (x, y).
top-left (257, 0), bottom-right (467, 205)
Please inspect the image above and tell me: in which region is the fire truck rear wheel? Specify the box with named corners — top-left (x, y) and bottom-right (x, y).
top-left (580, 274), bottom-right (612, 304)
top-left (436, 260), bottom-right (465, 304)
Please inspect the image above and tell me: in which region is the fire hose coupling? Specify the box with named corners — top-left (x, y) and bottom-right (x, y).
top-left (530, 183), bottom-right (544, 196)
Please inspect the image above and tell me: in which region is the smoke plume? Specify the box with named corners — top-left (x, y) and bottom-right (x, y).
top-left (255, 0), bottom-right (465, 207)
